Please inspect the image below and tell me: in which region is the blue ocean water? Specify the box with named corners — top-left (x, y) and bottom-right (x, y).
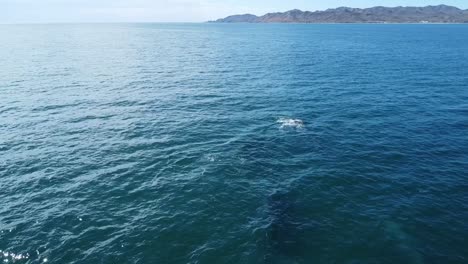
top-left (0, 23), bottom-right (467, 264)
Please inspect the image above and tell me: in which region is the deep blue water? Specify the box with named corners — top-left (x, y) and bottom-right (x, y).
top-left (0, 23), bottom-right (468, 264)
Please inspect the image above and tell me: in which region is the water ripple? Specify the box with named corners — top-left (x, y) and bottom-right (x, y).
top-left (0, 23), bottom-right (467, 264)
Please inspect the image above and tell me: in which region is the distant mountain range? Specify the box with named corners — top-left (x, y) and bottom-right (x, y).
top-left (211, 5), bottom-right (468, 23)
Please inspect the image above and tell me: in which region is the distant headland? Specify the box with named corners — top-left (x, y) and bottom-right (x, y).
top-left (211, 5), bottom-right (468, 23)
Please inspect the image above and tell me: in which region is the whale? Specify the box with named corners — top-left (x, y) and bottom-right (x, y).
top-left (382, 221), bottom-right (424, 264)
top-left (264, 190), bottom-right (301, 264)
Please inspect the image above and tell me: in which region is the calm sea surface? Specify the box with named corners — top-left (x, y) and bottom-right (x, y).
top-left (0, 23), bottom-right (467, 264)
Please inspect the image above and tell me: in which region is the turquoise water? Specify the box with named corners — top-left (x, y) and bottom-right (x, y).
top-left (1, 24), bottom-right (467, 264)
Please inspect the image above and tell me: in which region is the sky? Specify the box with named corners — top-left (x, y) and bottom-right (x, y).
top-left (2, 0), bottom-right (468, 23)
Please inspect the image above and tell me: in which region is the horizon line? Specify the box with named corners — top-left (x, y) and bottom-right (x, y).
top-left (2, 22), bottom-right (468, 26)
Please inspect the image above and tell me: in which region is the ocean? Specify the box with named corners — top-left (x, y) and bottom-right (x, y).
top-left (0, 23), bottom-right (467, 264)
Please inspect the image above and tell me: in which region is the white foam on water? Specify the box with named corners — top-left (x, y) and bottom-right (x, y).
top-left (0, 251), bottom-right (29, 262)
top-left (203, 154), bottom-right (217, 162)
top-left (277, 118), bottom-right (305, 129)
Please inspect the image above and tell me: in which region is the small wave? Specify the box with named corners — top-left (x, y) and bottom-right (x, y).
top-left (277, 118), bottom-right (304, 129)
